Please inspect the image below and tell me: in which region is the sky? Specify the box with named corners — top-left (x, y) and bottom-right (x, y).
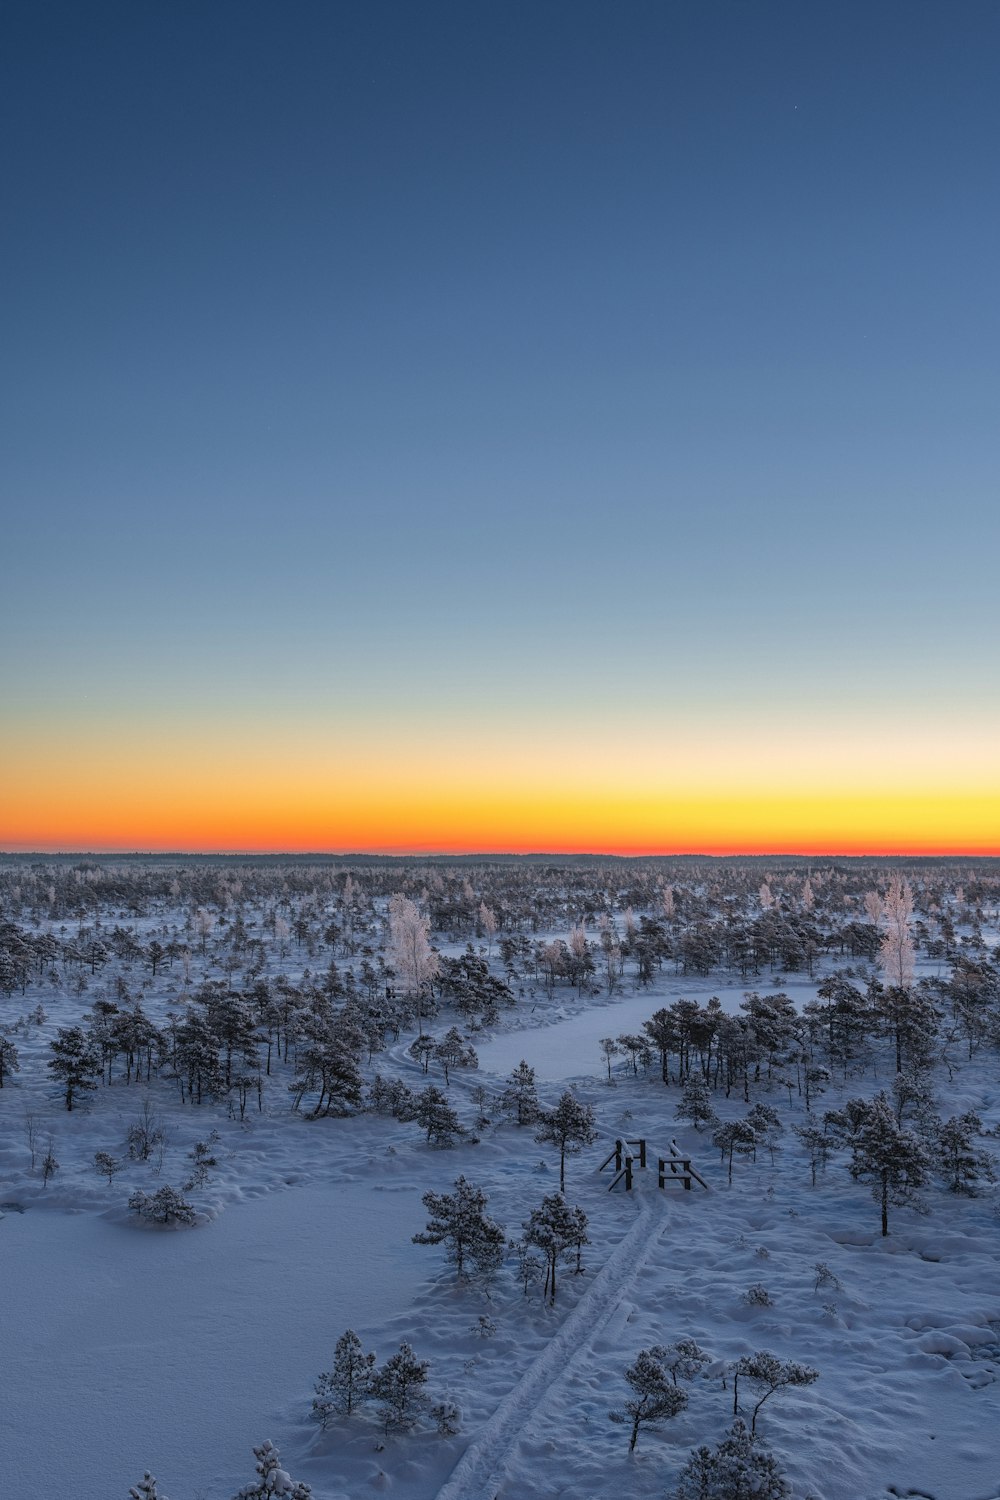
top-left (2, 1), bottom-right (998, 855)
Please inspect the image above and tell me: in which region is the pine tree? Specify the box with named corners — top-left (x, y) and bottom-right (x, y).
top-left (128, 1186), bottom-right (197, 1226)
top-left (412, 1176), bottom-right (505, 1280)
top-left (47, 1025), bottom-right (101, 1110)
top-left (368, 1074), bottom-right (416, 1118)
top-left (431, 1397), bottom-right (461, 1436)
top-left (793, 1121), bottom-right (834, 1186)
top-left (673, 1443), bottom-right (718, 1500)
top-left (599, 1036), bottom-right (620, 1082)
top-left (875, 983), bottom-right (939, 1076)
top-left (288, 1032), bottom-right (363, 1118)
top-left (534, 1090), bottom-right (597, 1190)
top-left (233, 1439), bottom-right (311, 1499)
top-left (676, 1073), bottom-right (716, 1130)
top-left (609, 1347), bottom-right (688, 1452)
top-left (890, 1071), bottom-right (935, 1130)
top-left (712, 1119), bottom-right (756, 1184)
top-left (847, 1090), bottom-right (928, 1236)
top-left (499, 1060), bottom-right (540, 1125)
top-left (312, 1329), bottom-right (376, 1425)
top-left (732, 1350), bottom-right (819, 1434)
top-left (937, 1110), bottom-right (997, 1195)
top-left (745, 1102), bottom-right (783, 1164)
top-left (674, 1419), bottom-right (790, 1500)
top-left (94, 1150), bottom-right (122, 1185)
top-left (371, 1342), bottom-right (430, 1434)
top-left (522, 1193), bottom-right (589, 1304)
top-left (412, 1085), bottom-right (463, 1147)
top-left (0, 1034), bottom-right (20, 1086)
top-left (433, 1027), bottom-right (478, 1086)
top-left (659, 1337), bottom-right (712, 1386)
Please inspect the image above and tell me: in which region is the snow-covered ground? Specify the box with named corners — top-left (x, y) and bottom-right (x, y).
top-left (3, 1183), bottom-right (425, 1500)
top-left (3, 870), bottom-right (1000, 1500)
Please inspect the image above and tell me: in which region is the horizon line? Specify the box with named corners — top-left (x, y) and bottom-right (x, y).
top-left (3, 846), bottom-right (1000, 861)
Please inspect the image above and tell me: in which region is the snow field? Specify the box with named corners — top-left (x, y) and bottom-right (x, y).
top-left (3, 1182), bottom-right (427, 1500)
top-left (3, 871), bottom-right (999, 1500)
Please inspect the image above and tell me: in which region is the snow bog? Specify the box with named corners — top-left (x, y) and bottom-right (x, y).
top-left (475, 977), bottom-right (820, 1080)
top-left (3, 1182), bottom-right (424, 1500)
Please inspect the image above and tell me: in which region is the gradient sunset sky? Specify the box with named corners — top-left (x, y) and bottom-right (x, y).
top-left (3, 1), bottom-right (998, 855)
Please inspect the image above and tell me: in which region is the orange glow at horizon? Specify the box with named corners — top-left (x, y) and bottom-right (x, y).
top-left (5, 714), bottom-right (999, 857)
top-left (4, 773), bottom-right (999, 858)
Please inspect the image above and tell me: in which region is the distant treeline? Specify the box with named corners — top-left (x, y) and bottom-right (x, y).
top-left (2, 851), bottom-right (999, 873)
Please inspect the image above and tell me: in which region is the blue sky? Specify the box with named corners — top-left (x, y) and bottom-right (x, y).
top-left (3, 2), bottom-right (998, 849)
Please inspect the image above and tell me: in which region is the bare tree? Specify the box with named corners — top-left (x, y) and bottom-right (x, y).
top-left (23, 1109), bottom-right (39, 1172)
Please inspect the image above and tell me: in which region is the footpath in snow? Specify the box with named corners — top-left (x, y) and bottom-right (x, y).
top-left (435, 1194), bottom-right (666, 1500)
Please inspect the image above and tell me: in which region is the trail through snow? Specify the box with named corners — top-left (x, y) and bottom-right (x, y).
top-left (435, 1194), bottom-right (665, 1500)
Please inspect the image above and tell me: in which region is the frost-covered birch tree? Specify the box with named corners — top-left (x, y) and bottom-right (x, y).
top-left (387, 895), bottom-right (439, 999)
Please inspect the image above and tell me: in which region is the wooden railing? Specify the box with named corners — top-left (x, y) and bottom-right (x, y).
top-left (599, 1136), bottom-right (708, 1192)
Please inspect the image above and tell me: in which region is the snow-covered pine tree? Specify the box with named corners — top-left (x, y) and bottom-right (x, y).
top-left (233, 1439), bottom-right (311, 1499)
top-left (478, 901), bottom-right (497, 954)
top-left (847, 1090), bottom-right (928, 1236)
top-left (510, 1236), bottom-right (544, 1296)
top-left (94, 1150), bottom-right (122, 1184)
top-left (371, 1343), bottom-right (430, 1434)
top-left (412, 1085), bottom-right (463, 1146)
top-left (874, 982), bottom-right (939, 1076)
top-left (673, 1419), bottom-right (790, 1500)
top-left (599, 1037), bottom-right (619, 1083)
top-left (616, 1034), bottom-right (652, 1075)
top-left (0, 1034), bottom-right (20, 1086)
top-left (658, 1337), bottom-right (712, 1386)
top-left (412, 1175), bottom-right (505, 1280)
top-left (936, 1110), bottom-right (997, 1194)
top-left (890, 1071), bottom-right (935, 1131)
top-left (675, 1073), bottom-right (715, 1130)
top-left (499, 1060), bottom-right (540, 1125)
top-left (522, 1192), bottom-right (589, 1304)
top-left (430, 1397), bottom-right (461, 1435)
top-left (368, 1074), bottom-right (415, 1118)
top-left (47, 1025), bottom-right (101, 1110)
top-left (433, 1027), bottom-right (478, 1086)
top-left (732, 1350), bottom-right (818, 1434)
top-left (745, 1102), bottom-right (783, 1164)
top-left (793, 1121), bottom-right (834, 1186)
top-left (288, 1031), bottom-right (363, 1118)
top-left (534, 1090), bottom-right (597, 1190)
top-left (609, 1347), bottom-right (688, 1452)
top-left (410, 1035), bottom-right (435, 1074)
top-left (712, 1119), bottom-right (756, 1184)
top-left (312, 1329), bottom-right (376, 1425)
top-left (128, 1186), bottom-right (197, 1226)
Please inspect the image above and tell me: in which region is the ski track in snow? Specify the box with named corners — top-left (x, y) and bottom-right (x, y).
top-left (435, 1195), bottom-right (664, 1500)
